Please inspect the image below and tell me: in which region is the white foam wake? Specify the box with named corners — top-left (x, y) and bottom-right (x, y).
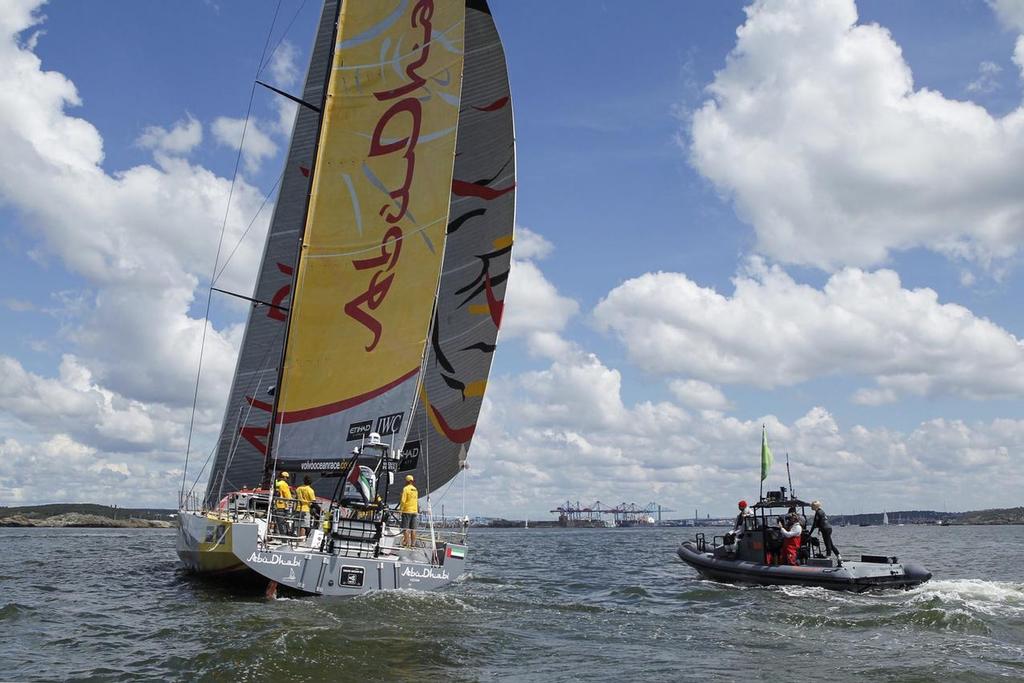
top-left (907, 579), bottom-right (1024, 617)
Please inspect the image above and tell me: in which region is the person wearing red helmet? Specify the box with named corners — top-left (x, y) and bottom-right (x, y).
top-left (733, 499), bottom-right (753, 535)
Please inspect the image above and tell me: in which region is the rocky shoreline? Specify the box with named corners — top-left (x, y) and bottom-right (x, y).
top-left (0, 513), bottom-right (172, 529)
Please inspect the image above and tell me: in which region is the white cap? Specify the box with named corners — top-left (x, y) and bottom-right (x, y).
top-left (368, 431), bottom-right (381, 445)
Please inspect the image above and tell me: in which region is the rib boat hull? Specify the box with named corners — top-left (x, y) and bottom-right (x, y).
top-left (677, 541), bottom-right (930, 592)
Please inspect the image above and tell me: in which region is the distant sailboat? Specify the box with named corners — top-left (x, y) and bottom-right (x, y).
top-left (882, 511), bottom-right (889, 526)
top-left (177, 0), bottom-right (516, 597)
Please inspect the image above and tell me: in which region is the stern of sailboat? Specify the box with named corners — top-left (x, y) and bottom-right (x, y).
top-left (176, 510), bottom-right (250, 576)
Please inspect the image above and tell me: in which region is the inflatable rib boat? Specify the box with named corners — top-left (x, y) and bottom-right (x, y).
top-left (677, 492), bottom-right (931, 592)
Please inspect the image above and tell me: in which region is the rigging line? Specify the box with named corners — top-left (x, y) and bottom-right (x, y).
top-left (257, 0), bottom-right (311, 79)
top-left (257, 0), bottom-right (285, 78)
top-left (422, 402), bottom-right (439, 562)
top-left (212, 169), bottom-right (283, 285)
top-left (188, 443), bottom-right (218, 495)
top-left (180, 2), bottom-right (289, 498)
top-left (213, 325), bottom-right (285, 505)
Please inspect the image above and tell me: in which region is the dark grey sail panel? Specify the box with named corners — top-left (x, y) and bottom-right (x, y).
top-left (203, 0), bottom-right (339, 508)
top-left (398, 1), bottom-right (516, 498)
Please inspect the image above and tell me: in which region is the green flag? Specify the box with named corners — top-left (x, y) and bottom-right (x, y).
top-left (760, 426), bottom-right (773, 481)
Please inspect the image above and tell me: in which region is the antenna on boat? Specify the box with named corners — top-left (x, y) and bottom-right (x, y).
top-left (786, 452), bottom-right (794, 498)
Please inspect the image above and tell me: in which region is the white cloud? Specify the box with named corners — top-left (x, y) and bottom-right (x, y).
top-left (0, 355), bottom-right (192, 453)
top-left (967, 61), bottom-right (1003, 94)
top-left (989, 0), bottom-right (1024, 33)
top-left (593, 260), bottom-right (1024, 403)
top-left (499, 229), bottom-right (579, 361)
top-left (669, 379), bottom-right (732, 411)
top-left (0, 434), bottom-right (182, 506)
top-left (136, 114), bottom-right (202, 156)
top-left (0, 1), bottom-right (278, 505)
top-left (1015, 35), bottom-right (1024, 77)
top-left (514, 226), bottom-right (554, 260)
top-left (473, 346), bottom-right (1024, 517)
top-left (501, 260), bottom-right (579, 342)
top-left (689, 0), bottom-right (1024, 271)
top-left (267, 40), bottom-right (300, 87)
top-left (212, 116), bottom-right (278, 175)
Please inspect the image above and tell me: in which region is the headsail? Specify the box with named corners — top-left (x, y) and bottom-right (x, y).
top-left (271, 1), bottom-right (467, 491)
top-left (203, 1), bottom-right (340, 508)
top-left (399, 0), bottom-right (516, 496)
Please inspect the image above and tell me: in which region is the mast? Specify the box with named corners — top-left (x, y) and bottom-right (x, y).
top-left (203, 0), bottom-right (343, 508)
top-left (263, 0), bottom-right (343, 484)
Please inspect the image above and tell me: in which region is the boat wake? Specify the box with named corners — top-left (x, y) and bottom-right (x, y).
top-left (905, 579), bottom-right (1024, 618)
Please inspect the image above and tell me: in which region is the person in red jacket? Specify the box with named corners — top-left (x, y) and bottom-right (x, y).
top-left (778, 512), bottom-right (803, 566)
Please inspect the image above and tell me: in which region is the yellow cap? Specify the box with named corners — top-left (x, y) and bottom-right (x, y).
top-left (405, 474), bottom-right (414, 482)
top-left (280, 471), bottom-right (290, 479)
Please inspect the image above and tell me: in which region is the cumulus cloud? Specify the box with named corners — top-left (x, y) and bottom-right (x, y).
top-left (967, 61), bottom-right (1003, 94)
top-left (689, 0), bottom-right (1024, 271)
top-left (211, 116), bottom-right (279, 175)
top-left (669, 379), bottom-right (732, 411)
top-left (0, 1), bottom-right (277, 504)
top-left (513, 225), bottom-right (554, 260)
top-left (501, 228), bottom-right (579, 358)
top-left (472, 347), bottom-right (1024, 517)
top-left (267, 40), bottom-right (300, 87)
top-left (0, 434), bottom-right (182, 506)
top-left (136, 114), bottom-right (203, 156)
top-left (593, 260), bottom-right (1024, 403)
top-left (989, 0), bottom-right (1024, 33)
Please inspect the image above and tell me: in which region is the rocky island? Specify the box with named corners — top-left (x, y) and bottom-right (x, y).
top-left (0, 504), bottom-right (174, 529)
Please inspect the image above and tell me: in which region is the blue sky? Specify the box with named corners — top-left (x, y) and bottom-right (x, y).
top-left (1, 0), bottom-right (1023, 517)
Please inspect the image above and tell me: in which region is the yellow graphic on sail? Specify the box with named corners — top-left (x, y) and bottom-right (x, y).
top-left (278, 1), bottom-right (465, 420)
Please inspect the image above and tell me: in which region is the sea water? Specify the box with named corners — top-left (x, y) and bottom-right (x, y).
top-left (1, 524), bottom-right (1022, 681)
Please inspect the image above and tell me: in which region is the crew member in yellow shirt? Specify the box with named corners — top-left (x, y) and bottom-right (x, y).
top-left (400, 474), bottom-right (418, 547)
top-left (295, 476), bottom-right (316, 540)
top-left (274, 471), bottom-right (293, 509)
top-left (272, 471), bottom-right (294, 535)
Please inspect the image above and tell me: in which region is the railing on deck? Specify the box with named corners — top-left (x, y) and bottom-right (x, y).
top-left (179, 490), bottom-right (202, 513)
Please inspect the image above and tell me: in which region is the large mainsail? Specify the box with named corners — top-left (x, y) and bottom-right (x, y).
top-left (271, 1), bottom-right (467, 489)
top-left (400, 1), bottom-right (516, 496)
top-left (203, 0), bottom-right (340, 508)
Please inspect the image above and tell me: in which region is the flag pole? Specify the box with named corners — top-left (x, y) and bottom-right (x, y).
top-left (786, 452), bottom-right (793, 498)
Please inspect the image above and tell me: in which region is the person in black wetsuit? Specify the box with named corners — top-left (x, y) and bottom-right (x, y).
top-left (809, 500), bottom-right (841, 562)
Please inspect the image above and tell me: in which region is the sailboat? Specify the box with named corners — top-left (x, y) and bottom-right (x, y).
top-left (176, 0), bottom-right (516, 597)
top-left (882, 511), bottom-right (889, 526)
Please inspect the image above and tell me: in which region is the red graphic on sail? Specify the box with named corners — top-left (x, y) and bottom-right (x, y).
top-left (472, 96), bottom-right (509, 112)
top-left (268, 262), bottom-right (294, 321)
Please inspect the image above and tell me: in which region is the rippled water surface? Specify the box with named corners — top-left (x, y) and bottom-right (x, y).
top-left (2, 525), bottom-right (1022, 681)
